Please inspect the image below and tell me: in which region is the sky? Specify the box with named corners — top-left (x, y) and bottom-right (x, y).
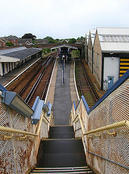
top-left (0, 0), bottom-right (129, 39)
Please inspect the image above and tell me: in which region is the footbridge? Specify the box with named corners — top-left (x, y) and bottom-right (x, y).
top-left (0, 60), bottom-right (128, 174)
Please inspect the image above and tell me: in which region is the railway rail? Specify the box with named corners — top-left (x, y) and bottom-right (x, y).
top-left (75, 59), bottom-right (99, 107)
top-left (81, 62), bottom-right (100, 101)
top-left (7, 53), bottom-right (56, 107)
top-left (26, 57), bottom-right (54, 107)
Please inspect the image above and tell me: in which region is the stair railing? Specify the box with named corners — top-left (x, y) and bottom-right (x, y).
top-left (70, 71), bottom-right (129, 173)
top-left (0, 95), bottom-right (53, 174)
top-left (71, 111), bottom-right (129, 137)
top-left (71, 98), bottom-right (129, 173)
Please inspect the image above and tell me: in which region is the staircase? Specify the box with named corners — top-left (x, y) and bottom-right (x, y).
top-left (30, 125), bottom-right (94, 174)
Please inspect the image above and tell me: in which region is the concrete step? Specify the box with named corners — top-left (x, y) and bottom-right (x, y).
top-left (39, 139), bottom-right (84, 153)
top-left (37, 139), bottom-right (86, 167)
top-left (30, 166), bottom-right (94, 173)
top-left (49, 126), bottom-right (75, 139)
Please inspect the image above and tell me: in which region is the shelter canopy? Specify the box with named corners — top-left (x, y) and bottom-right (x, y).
top-left (51, 44), bottom-right (78, 50)
top-left (0, 55), bottom-right (20, 62)
top-left (2, 48), bottom-right (42, 60)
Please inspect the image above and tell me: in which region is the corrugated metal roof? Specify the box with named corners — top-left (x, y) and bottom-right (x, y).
top-left (2, 48), bottom-right (42, 60)
top-left (101, 42), bottom-right (129, 53)
top-left (96, 27), bottom-right (129, 52)
top-left (97, 27), bottom-right (129, 35)
top-left (0, 47), bottom-right (26, 55)
top-left (99, 35), bottom-right (129, 42)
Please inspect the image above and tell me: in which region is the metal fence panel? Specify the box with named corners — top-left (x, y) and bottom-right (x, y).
top-left (72, 79), bottom-right (129, 174)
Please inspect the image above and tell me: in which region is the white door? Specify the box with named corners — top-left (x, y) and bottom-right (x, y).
top-left (103, 57), bottom-right (119, 90)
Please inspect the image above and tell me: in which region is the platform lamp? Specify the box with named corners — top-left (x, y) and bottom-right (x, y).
top-left (0, 84), bottom-right (34, 118)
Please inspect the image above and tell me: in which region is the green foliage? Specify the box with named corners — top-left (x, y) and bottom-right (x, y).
top-left (77, 36), bottom-right (85, 43)
top-left (6, 41), bottom-right (14, 47)
top-left (55, 39), bottom-right (59, 42)
top-left (71, 50), bottom-right (80, 58)
top-left (42, 48), bottom-right (51, 54)
top-left (43, 36), bottom-right (56, 44)
top-left (32, 40), bottom-right (35, 44)
top-left (68, 38), bottom-right (76, 44)
top-left (22, 33), bottom-right (36, 40)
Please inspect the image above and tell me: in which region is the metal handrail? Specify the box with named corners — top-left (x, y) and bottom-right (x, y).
top-left (0, 113), bottom-right (51, 139)
top-left (36, 113), bottom-right (44, 135)
top-left (0, 126), bottom-right (38, 136)
top-left (72, 114), bottom-right (79, 123)
top-left (43, 115), bottom-right (50, 124)
top-left (71, 111), bottom-right (129, 136)
top-left (84, 120), bottom-right (129, 135)
top-left (88, 151), bottom-right (129, 170)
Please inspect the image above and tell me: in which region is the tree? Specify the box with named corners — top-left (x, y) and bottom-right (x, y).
top-left (68, 38), bottom-right (76, 44)
top-left (6, 41), bottom-right (14, 47)
top-left (42, 48), bottom-right (51, 54)
top-left (43, 36), bottom-right (55, 43)
top-left (71, 50), bottom-right (80, 58)
top-left (22, 33), bottom-right (36, 40)
top-left (77, 36), bottom-right (85, 42)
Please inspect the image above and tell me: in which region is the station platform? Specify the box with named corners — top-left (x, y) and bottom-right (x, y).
top-left (0, 57), bottom-right (40, 86)
top-left (53, 63), bottom-right (72, 125)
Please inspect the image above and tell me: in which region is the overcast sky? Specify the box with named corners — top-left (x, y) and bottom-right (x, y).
top-left (0, 0), bottom-right (129, 39)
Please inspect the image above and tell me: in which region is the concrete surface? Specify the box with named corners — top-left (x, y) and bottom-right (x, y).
top-left (53, 62), bottom-right (72, 125)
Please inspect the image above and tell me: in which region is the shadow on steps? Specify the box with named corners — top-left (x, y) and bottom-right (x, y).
top-left (37, 125), bottom-right (86, 167)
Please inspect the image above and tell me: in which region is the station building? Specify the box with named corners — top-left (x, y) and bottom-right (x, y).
top-left (87, 30), bottom-right (96, 73)
top-left (0, 47), bottom-right (42, 76)
top-left (51, 44), bottom-right (78, 60)
top-left (86, 27), bottom-right (129, 90)
top-left (84, 34), bottom-right (88, 63)
top-left (0, 39), bottom-right (6, 48)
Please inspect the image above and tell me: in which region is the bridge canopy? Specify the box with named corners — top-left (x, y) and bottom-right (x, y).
top-left (51, 44), bottom-right (78, 50)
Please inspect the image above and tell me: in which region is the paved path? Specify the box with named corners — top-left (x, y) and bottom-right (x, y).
top-left (53, 62), bottom-right (72, 125)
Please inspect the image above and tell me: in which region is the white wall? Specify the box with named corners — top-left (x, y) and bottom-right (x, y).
top-left (4, 63), bottom-right (8, 74)
top-left (0, 62), bottom-right (14, 76)
top-left (0, 63), bottom-right (3, 76)
top-left (103, 57), bottom-right (119, 90)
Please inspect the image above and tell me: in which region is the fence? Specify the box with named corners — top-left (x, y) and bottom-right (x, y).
top-left (0, 96), bottom-right (52, 174)
top-left (71, 75), bottom-right (129, 174)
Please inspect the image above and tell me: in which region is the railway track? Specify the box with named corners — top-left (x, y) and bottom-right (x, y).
top-left (25, 57), bottom-right (54, 107)
top-left (75, 59), bottom-right (99, 107)
top-left (7, 59), bottom-right (43, 92)
top-left (7, 53), bottom-right (56, 107)
top-left (81, 62), bottom-right (100, 101)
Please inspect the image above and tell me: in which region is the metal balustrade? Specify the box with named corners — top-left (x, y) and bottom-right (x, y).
top-left (0, 95), bottom-right (53, 174)
top-left (71, 74), bottom-right (129, 174)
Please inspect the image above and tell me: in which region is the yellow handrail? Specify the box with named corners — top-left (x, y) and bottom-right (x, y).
top-left (36, 114), bottom-right (44, 135)
top-left (36, 113), bottom-right (50, 135)
top-left (84, 120), bottom-right (129, 135)
top-left (0, 126), bottom-right (38, 136)
top-left (72, 114), bottom-right (79, 123)
top-left (0, 112), bottom-right (51, 140)
top-left (126, 121), bottom-right (129, 127)
top-left (43, 115), bottom-right (50, 124)
top-left (71, 110), bottom-right (129, 136)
